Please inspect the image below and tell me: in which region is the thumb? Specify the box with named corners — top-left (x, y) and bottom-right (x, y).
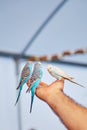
top-left (35, 82), bottom-right (48, 101)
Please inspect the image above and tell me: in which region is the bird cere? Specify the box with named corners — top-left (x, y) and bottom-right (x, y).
top-left (15, 61), bottom-right (85, 113)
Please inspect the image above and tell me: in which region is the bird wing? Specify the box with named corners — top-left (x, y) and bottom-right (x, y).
top-left (51, 66), bottom-right (73, 80)
top-left (26, 78), bottom-right (40, 93)
top-left (21, 66), bottom-right (30, 79)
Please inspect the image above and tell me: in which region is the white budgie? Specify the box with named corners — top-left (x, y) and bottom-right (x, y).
top-left (47, 64), bottom-right (85, 88)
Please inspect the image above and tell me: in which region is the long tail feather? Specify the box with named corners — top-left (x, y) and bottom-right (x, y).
top-left (30, 94), bottom-right (34, 113)
top-left (16, 82), bottom-right (21, 90)
top-left (69, 79), bottom-right (85, 88)
top-left (26, 88), bottom-right (31, 93)
top-left (15, 87), bottom-right (22, 105)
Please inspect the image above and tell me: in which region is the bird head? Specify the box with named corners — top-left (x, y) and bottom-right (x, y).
top-left (47, 64), bottom-right (54, 74)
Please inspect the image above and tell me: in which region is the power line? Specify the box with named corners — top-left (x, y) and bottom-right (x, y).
top-left (0, 51), bottom-right (87, 67)
top-left (21, 0), bottom-right (68, 55)
top-left (0, 51), bottom-right (31, 59)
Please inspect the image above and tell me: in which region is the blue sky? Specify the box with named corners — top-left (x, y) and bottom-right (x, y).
top-left (0, 0), bottom-right (87, 130)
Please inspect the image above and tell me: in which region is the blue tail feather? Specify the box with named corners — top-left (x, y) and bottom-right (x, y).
top-left (30, 93), bottom-right (34, 113)
top-left (15, 86), bottom-right (22, 105)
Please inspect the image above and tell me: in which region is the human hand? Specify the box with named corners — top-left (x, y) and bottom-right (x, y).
top-left (35, 79), bottom-right (64, 103)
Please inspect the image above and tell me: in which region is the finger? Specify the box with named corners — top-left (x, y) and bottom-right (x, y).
top-left (36, 82), bottom-right (48, 100)
top-left (50, 79), bottom-right (64, 87)
top-left (39, 82), bottom-right (48, 87)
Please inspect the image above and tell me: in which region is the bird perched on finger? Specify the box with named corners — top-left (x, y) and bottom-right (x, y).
top-left (47, 64), bottom-right (85, 88)
top-left (26, 62), bottom-right (43, 113)
top-left (15, 61), bottom-right (33, 105)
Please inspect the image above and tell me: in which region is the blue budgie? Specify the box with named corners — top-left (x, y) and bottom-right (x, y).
top-left (26, 62), bottom-right (43, 113)
top-left (15, 61), bottom-right (33, 105)
top-left (47, 64), bottom-right (85, 88)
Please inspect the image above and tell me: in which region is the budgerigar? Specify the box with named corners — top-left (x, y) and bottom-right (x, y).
top-left (15, 61), bottom-right (33, 105)
top-left (26, 62), bottom-right (43, 113)
top-left (47, 64), bottom-right (84, 87)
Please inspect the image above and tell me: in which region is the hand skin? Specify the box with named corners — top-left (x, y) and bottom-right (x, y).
top-left (34, 79), bottom-right (87, 130)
